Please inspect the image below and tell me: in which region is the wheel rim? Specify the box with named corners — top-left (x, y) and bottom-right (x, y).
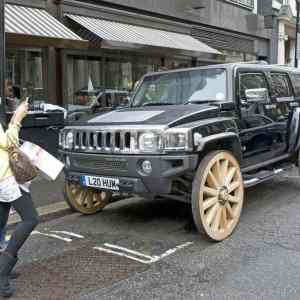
top-left (65, 183), bottom-right (111, 214)
top-left (199, 152), bottom-right (244, 241)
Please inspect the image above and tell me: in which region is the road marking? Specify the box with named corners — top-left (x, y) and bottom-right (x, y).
top-left (50, 231), bottom-right (84, 239)
top-left (94, 241), bottom-right (193, 264)
top-left (94, 246), bottom-right (153, 264)
top-left (32, 230), bottom-right (72, 243)
top-left (104, 243), bottom-right (154, 260)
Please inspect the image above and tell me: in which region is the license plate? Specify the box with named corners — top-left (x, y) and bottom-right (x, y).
top-left (81, 175), bottom-right (120, 191)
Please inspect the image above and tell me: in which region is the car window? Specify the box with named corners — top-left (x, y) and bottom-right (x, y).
top-left (291, 74), bottom-right (300, 97)
top-left (239, 73), bottom-right (268, 100)
top-left (270, 73), bottom-right (293, 99)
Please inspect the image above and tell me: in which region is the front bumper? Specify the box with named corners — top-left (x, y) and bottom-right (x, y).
top-left (60, 151), bottom-right (198, 194)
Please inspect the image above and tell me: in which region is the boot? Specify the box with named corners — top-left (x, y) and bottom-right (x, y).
top-left (0, 252), bottom-right (17, 298)
top-left (0, 251), bottom-right (19, 279)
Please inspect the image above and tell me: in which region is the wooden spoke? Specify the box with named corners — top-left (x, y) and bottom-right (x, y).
top-left (212, 206), bottom-right (222, 232)
top-left (221, 207), bottom-right (227, 229)
top-left (203, 186), bottom-right (218, 197)
top-left (221, 159), bottom-right (229, 181)
top-left (192, 151), bottom-right (244, 241)
top-left (227, 194), bottom-right (240, 204)
top-left (85, 191), bottom-right (94, 208)
top-left (203, 197), bottom-right (218, 211)
top-left (225, 202), bottom-right (235, 219)
top-left (65, 183), bottom-right (112, 215)
top-left (224, 167), bottom-right (237, 186)
top-left (228, 181), bottom-right (240, 193)
top-left (205, 203), bottom-right (219, 226)
top-left (207, 171), bottom-right (220, 189)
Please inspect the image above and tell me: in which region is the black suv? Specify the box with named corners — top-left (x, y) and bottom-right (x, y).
top-left (59, 62), bottom-right (300, 241)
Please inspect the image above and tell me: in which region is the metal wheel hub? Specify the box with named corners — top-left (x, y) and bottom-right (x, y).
top-left (218, 186), bottom-right (229, 206)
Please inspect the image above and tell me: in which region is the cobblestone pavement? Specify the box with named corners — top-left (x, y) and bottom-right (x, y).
top-left (7, 168), bottom-right (300, 300)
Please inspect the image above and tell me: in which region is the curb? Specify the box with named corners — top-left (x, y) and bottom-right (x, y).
top-left (7, 201), bottom-right (73, 228)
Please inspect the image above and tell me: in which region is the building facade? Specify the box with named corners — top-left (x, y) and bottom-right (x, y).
top-left (4, 0), bottom-right (274, 110)
top-left (269, 0), bottom-right (298, 66)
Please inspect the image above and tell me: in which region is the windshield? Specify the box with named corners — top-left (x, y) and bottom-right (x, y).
top-left (132, 68), bottom-right (227, 107)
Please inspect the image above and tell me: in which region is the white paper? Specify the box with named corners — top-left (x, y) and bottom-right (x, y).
top-left (0, 177), bottom-right (22, 203)
top-left (20, 142), bottom-right (64, 181)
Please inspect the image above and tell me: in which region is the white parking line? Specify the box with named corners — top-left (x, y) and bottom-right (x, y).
top-left (32, 231), bottom-right (72, 243)
top-left (50, 231), bottom-right (84, 239)
top-left (104, 243), bottom-right (154, 260)
top-left (94, 241), bottom-right (193, 264)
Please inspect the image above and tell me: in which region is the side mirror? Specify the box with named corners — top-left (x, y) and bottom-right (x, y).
top-left (245, 88), bottom-right (268, 104)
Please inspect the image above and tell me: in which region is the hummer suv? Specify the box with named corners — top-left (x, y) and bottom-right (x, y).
top-left (59, 62), bottom-right (300, 241)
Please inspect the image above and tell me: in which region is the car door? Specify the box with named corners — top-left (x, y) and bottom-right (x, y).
top-left (236, 70), bottom-right (287, 168)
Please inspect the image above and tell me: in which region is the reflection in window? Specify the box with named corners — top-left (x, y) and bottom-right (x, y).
top-left (6, 49), bottom-right (46, 104)
top-left (239, 73), bottom-right (268, 99)
top-left (67, 56), bottom-right (102, 111)
top-left (292, 74), bottom-right (300, 97)
top-left (270, 73), bottom-right (292, 98)
top-left (106, 59), bottom-right (133, 91)
top-left (132, 68), bottom-right (227, 107)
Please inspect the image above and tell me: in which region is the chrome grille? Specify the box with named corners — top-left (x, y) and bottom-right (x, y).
top-left (73, 130), bottom-right (132, 153)
top-left (73, 158), bottom-right (128, 172)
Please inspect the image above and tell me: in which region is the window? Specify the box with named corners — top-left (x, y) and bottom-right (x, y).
top-left (106, 58), bottom-right (133, 91)
top-left (270, 73), bottom-right (292, 99)
top-left (132, 68), bottom-right (227, 107)
top-left (225, 0), bottom-right (254, 9)
top-left (6, 49), bottom-right (46, 106)
top-left (66, 56), bottom-right (103, 111)
top-left (239, 73), bottom-right (268, 100)
top-left (291, 74), bottom-right (300, 97)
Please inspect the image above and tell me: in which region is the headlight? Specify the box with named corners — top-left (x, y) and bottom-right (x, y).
top-left (164, 129), bottom-right (192, 151)
top-left (138, 132), bottom-right (162, 152)
top-left (63, 131), bottom-right (74, 149)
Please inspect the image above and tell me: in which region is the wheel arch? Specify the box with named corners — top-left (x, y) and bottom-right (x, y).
top-left (196, 133), bottom-right (242, 164)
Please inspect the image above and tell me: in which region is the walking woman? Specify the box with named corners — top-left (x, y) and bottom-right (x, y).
top-left (0, 100), bottom-right (39, 297)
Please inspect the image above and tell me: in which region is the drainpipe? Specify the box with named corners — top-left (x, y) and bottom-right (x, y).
top-left (295, 0), bottom-right (300, 67)
top-left (0, 0), bottom-right (5, 120)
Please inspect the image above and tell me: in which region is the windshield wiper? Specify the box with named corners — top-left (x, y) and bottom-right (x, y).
top-left (142, 102), bottom-right (175, 107)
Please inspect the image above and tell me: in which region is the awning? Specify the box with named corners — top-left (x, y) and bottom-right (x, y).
top-left (65, 14), bottom-right (220, 56)
top-left (5, 4), bottom-right (88, 49)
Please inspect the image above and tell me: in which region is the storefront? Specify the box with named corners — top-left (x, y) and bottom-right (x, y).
top-left (4, 2), bottom-right (87, 107)
top-left (58, 0), bottom-right (221, 111)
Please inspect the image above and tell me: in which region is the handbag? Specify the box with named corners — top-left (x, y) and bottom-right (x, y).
top-left (7, 136), bottom-right (38, 184)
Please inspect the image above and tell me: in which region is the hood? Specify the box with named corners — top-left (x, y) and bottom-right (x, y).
top-left (74, 104), bottom-right (220, 128)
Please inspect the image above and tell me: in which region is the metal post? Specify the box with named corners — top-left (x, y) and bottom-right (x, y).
top-left (295, 0), bottom-right (300, 68)
top-left (0, 0), bottom-right (5, 119)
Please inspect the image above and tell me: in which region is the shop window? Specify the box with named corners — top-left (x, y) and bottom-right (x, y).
top-left (105, 58), bottom-right (133, 91)
top-left (66, 56), bottom-right (103, 111)
top-left (6, 49), bottom-right (46, 110)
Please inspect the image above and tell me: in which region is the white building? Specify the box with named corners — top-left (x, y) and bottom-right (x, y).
top-left (273, 0), bottom-right (298, 66)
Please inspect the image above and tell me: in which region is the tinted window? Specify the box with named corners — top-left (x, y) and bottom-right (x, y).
top-left (239, 73), bottom-right (268, 99)
top-left (270, 73), bottom-right (292, 98)
top-left (291, 74), bottom-right (300, 97)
